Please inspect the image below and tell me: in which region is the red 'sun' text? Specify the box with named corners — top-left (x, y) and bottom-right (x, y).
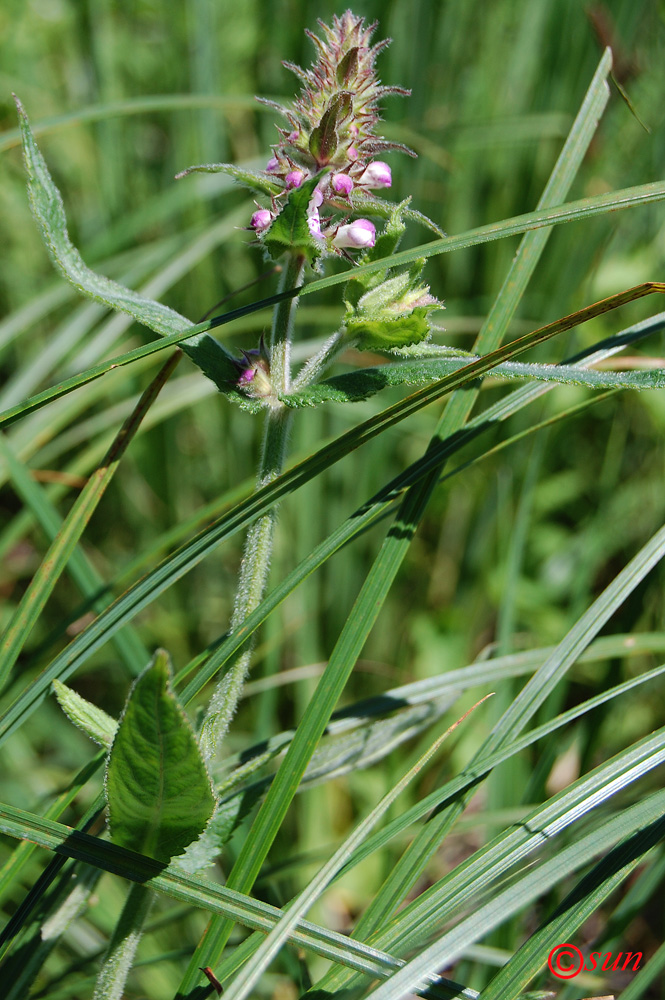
top-left (548, 943), bottom-right (642, 979)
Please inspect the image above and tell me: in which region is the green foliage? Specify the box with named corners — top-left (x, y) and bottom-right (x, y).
top-left (261, 173), bottom-right (327, 264)
top-left (106, 650), bottom-right (215, 863)
top-left (1, 4), bottom-right (665, 1000)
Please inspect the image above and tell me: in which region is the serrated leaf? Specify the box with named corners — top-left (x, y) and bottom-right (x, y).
top-left (175, 161), bottom-right (281, 197)
top-left (280, 354), bottom-right (665, 409)
top-left (106, 650), bottom-right (215, 863)
top-left (351, 190), bottom-right (444, 236)
top-left (14, 95), bottom-right (237, 394)
top-left (262, 173), bottom-right (327, 263)
top-left (346, 311), bottom-right (432, 351)
top-left (53, 680), bottom-right (117, 749)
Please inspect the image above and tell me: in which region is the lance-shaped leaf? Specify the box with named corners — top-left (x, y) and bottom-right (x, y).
top-left (106, 650), bottom-right (215, 864)
top-left (280, 353), bottom-right (665, 408)
top-left (14, 95), bottom-right (238, 393)
top-left (53, 680), bottom-right (117, 749)
top-left (174, 161), bottom-right (281, 197)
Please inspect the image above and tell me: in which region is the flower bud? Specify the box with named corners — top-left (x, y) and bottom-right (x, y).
top-left (285, 169), bottom-right (305, 189)
top-left (332, 173), bottom-right (354, 196)
top-left (265, 156), bottom-right (280, 173)
top-left (250, 209), bottom-right (273, 231)
top-left (359, 161), bottom-right (392, 189)
top-left (332, 219), bottom-right (375, 249)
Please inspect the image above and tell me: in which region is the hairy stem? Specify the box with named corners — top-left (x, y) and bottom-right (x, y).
top-left (92, 882), bottom-right (152, 1000)
top-left (200, 254), bottom-right (305, 759)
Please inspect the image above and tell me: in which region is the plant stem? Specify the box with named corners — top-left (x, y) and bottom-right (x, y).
top-left (200, 253), bottom-right (305, 760)
top-left (92, 882), bottom-right (152, 1000)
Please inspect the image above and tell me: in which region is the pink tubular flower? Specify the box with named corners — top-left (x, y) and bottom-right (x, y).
top-left (306, 187), bottom-right (325, 240)
top-left (332, 173), bottom-right (354, 196)
top-left (285, 169), bottom-right (305, 189)
top-left (332, 219), bottom-right (376, 249)
top-left (251, 209), bottom-right (273, 231)
top-left (359, 161), bottom-right (392, 188)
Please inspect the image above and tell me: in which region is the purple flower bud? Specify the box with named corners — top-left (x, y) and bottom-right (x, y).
top-left (359, 161), bottom-right (392, 189)
top-left (332, 219), bottom-right (376, 249)
top-left (266, 156), bottom-right (280, 173)
top-left (285, 169), bottom-right (305, 189)
top-left (288, 130), bottom-right (299, 142)
top-left (332, 173), bottom-right (354, 196)
top-left (250, 209), bottom-right (273, 231)
top-left (347, 146), bottom-right (358, 162)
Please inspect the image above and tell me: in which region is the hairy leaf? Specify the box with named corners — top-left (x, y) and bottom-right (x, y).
top-left (106, 650), bottom-right (215, 863)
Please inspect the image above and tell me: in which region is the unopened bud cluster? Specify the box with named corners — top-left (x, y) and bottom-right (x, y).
top-left (250, 10), bottom-right (412, 253)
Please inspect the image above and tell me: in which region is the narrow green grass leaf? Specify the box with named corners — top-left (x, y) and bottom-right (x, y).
top-left (106, 651), bottom-right (214, 863)
top-left (619, 939), bottom-right (665, 1000)
top-left (302, 179), bottom-right (665, 297)
top-left (478, 820), bottom-right (664, 1000)
top-left (0, 352), bottom-right (179, 692)
top-left (192, 714), bottom-right (665, 998)
top-left (2, 291), bottom-right (634, 749)
top-left (308, 52), bottom-right (617, 972)
top-left (355, 724), bottom-right (665, 968)
top-left (0, 753), bottom-right (103, 910)
top-left (220, 705), bottom-right (487, 1000)
top-left (0, 801), bottom-right (453, 989)
top-left (362, 791), bottom-right (665, 1000)
top-left (0, 433), bottom-right (149, 672)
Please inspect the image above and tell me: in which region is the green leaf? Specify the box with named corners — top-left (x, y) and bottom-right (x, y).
top-left (308, 92), bottom-right (352, 164)
top-left (344, 312), bottom-right (431, 352)
top-left (262, 173), bottom-right (327, 263)
top-left (351, 190), bottom-right (445, 237)
top-left (281, 354), bottom-right (665, 408)
top-left (53, 681), bottom-right (117, 749)
top-left (105, 650), bottom-right (215, 863)
top-left (174, 161), bottom-right (281, 197)
top-left (14, 96), bottom-right (237, 393)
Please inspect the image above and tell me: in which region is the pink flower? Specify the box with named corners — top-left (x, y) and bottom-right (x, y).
top-left (265, 156), bottom-right (280, 173)
top-left (332, 173), bottom-right (354, 196)
top-left (347, 146), bottom-right (359, 162)
top-left (306, 188), bottom-right (325, 240)
top-left (285, 169), bottom-right (305, 189)
top-left (359, 161), bottom-right (392, 189)
top-left (332, 219), bottom-right (376, 249)
top-left (250, 209), bottom-right (273, 231)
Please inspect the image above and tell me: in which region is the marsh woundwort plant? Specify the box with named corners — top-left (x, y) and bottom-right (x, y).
top-left (12, 11), bottom-right (442, 998)
top-left (181, 10), bottom-right (442, 763)
top-left (11, 7), bottom-right (665, 1000)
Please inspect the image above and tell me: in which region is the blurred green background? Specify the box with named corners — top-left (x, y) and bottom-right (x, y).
top-left (1, 1), bottom-right (665, 997)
